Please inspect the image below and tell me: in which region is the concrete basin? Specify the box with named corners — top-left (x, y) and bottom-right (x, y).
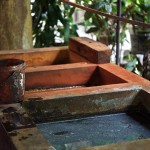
top-left (1, 63), bottom-right (150, 150)
top-left (0, 37), bottom-right (150, 150)
top-left (1, 88), bottom-right (148, 150)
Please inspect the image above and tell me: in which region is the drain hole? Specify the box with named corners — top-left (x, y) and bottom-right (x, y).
top-left (53, 131), bottom-right (70, 136)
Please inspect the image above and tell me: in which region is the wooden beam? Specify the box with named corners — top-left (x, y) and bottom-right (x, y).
top-left (69, 37), bottom-right (110, 64)
top-left (0, 46), bottom-right (69, 67)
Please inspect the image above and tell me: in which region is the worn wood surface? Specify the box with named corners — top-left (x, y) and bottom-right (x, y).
top-left (0, 46), bottom-right (69, 67)
top-left (0, 37), bottom-right (110, 66)
top-left (69, 37), bottom-right (111, 63)
top-left (69, 51), bottom-right (90, 63)
top-left (25, 63), bottom-right (96, 90)
top-left (0, 45), bottom-right (91, 67)
top-left (25, 63), bottom-right (128, 90)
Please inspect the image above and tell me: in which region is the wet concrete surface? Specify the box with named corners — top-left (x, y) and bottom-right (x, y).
top-left (37, 111), bottom-right (150, 150)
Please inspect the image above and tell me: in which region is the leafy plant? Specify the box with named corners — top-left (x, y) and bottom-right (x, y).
top-left (76, 0), bottom-right (129, 49)
top-left (123, 52), bottom-right (142, 75)
top-left (31, 0), bottom-right (78, 47)
top-left (77, 0), bottom-right (117, 48)
top-left (125, 0), bottom-right (150, 33)
top-left (31, 0), bottom-right (131, 49)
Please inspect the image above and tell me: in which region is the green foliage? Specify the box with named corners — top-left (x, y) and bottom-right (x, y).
top-left (122, 1), bottom-right (150, 77)
top-left (124, 0), bottom-right (150, 33)
top-left (81, 0), bottom-right (116, 40)
top-left (31, 0), bottom-right (78, 47)
top-left (31, 0), bottom-right (150, 50)
top-left (77, 0), bottom-right (127, 49)
top-left (123, 53), bottom-right (142, 75)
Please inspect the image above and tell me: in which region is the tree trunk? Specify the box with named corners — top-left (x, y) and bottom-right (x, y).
top-left (0, 0), bottom-right (32, 50)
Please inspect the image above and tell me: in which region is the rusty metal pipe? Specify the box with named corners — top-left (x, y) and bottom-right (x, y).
top-left (60, 0), bottom-right (150, 28)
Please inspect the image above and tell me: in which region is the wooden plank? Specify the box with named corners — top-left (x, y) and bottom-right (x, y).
top-left (69, 51), bottom-right (90, 63)
top-left (69, 37), bottom-right (111, 64)
top-left (25, 63), bottom-right (97, 90)
top-left (0, 46), bottom-right (69, 67)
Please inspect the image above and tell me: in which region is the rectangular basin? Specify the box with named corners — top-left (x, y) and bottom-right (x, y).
top-left (25, 64), bottom-right (127, 90)
top-left (23, 89), bottom-right (150, 150)
top-left (1, 83), bottom-right (150, 150)
top-left (1, 37), bottom-right (149, 150)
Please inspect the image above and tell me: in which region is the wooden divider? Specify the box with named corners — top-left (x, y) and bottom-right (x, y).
top-left (69, 37), bottom-right (111, 64)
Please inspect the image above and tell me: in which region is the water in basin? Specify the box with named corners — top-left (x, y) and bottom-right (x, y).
top-left (37, 112), bottom-right (150, 150)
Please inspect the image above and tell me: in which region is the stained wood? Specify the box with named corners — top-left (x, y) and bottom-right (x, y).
top-left (69, 37), bottom-right (110, 63)
top-left (0, 46), bottom-right (69, 67)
